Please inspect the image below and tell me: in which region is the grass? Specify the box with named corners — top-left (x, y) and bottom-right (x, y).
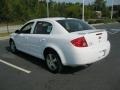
top-left (0, 32), bottom-right (11, 37)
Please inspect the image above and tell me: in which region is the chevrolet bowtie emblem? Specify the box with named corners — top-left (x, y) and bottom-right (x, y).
top-left (99, 36), bottom-right (101, 39)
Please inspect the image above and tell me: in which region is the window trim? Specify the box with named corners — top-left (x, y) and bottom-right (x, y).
top-left (57, 19), bottom-right (94, 33)
top-left (19, 22), bottom-right (34, 34)
top-left (33, 21), bottom-right (53, 34)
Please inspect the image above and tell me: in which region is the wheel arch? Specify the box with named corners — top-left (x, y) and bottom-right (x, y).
top-left (9, 38), bottom-right (14, 44)
top-left (43, 46), bottom-right (66, 65)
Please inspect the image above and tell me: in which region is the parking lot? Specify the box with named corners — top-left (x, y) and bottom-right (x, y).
top-left (0, 23), bottom-right (120, 90)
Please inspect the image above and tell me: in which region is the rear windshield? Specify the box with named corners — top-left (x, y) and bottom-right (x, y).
top-left (57, 19), bottom-right (93, 32)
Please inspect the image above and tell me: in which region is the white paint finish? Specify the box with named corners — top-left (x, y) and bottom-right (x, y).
top-left (0, 59), bottom-right (31, 74)
top-left (10, 17), bottom-right (111, 66)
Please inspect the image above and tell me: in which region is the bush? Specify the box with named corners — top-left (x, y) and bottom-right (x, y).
top-left (87, 19), bottom-right (96, 24)
top-left (87, 18), bottom-right (117, 24)
top-left (87, 19), bottom-right (104, 24)
top-left (116, 18), bottom-right (120, 22)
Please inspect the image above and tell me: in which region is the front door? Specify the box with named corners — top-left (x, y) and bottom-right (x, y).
top-left (14, 22), bottom-right (34, 53)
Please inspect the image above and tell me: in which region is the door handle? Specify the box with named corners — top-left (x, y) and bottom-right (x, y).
top-left (25, 37), bottom-right (29, 39)
top-left (40, 39), bottom-right (46, 42)
top-left (41, 39), bottom-right (46, 41)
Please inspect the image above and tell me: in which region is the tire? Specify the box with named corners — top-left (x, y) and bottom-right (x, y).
top-left (45, 50), bottom-right (63, 73)
top-left (10, 40), bottom-right (17, 53)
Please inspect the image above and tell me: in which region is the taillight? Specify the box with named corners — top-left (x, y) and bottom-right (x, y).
top-left (71, 37), bottom-right (88, 47)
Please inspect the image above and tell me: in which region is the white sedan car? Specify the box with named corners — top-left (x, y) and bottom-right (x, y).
top-left (9, 17), bottom-right (110, 73)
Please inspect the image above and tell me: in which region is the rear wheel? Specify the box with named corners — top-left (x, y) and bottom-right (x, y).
top-left (45, 50), bottom-right (63, 73)
top-left (10, 40), bottom-right (17, 53)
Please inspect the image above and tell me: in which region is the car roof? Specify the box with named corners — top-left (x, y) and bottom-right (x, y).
top-left (31, 17), bottom-right (77, 22)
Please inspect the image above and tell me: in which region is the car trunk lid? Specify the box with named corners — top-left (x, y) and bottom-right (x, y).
top-left (71, 29), bottom-right (108, 46)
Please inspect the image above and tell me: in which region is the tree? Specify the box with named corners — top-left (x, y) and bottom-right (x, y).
top-left (0, 0), bottom-right (11, 22)
top-left (94, 0), bottom-right (106, 11)
top-left (65, 3), bottom-right (81, 18)
top-left (93, 0), bottom-right (111, 18)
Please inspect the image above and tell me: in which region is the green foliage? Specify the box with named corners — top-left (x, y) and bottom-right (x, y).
top-left (65, 3), bottom-right (81, 18)
top-left (0, 0), bottom-right (116, 23)
top-left (93, 0), bottom-right (111, 18)
top-left (87, 18), bottom-right (116, 24)
top-left (94, 0), bottom-right (106, 11)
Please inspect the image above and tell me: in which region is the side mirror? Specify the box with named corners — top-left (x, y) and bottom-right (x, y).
top-left (15, 30), bottom-right (20, 34)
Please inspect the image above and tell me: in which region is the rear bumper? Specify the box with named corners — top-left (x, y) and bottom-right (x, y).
top-left (63, 41), bottom-right (110, 66)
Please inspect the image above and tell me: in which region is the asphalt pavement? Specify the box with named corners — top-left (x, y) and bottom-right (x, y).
top-left (0, 23), bottom-right (120, 90)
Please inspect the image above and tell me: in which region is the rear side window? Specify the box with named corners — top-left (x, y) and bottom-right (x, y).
top-left (33, 21), bottom-right (52, 34)
top-left (57, 19), bottom-right (93, 32)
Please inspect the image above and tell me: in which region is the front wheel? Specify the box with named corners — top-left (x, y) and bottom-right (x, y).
top-left (45, 50), bottom-right (63, 73)
top-left (10, 40), bottom-right (17, 53)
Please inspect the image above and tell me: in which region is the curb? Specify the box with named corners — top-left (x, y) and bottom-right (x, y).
top-left (0, 36), bottom-right (10, 40)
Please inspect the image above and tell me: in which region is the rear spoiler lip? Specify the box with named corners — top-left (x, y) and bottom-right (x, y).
top-left (72, 29), bottom-right (106, 35)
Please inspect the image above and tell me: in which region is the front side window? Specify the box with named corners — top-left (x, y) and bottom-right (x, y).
top-left (20, 22), bottom-right (34, 34)
top-left (57, 19), bottom-right (93, 32)
top-left (33, 21), bottom-right (52, 34)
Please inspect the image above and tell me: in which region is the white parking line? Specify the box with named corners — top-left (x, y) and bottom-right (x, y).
top-left (107, 29), bottom-right (120, 34)
top-left (0, 59), bottom-right (31, 74)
